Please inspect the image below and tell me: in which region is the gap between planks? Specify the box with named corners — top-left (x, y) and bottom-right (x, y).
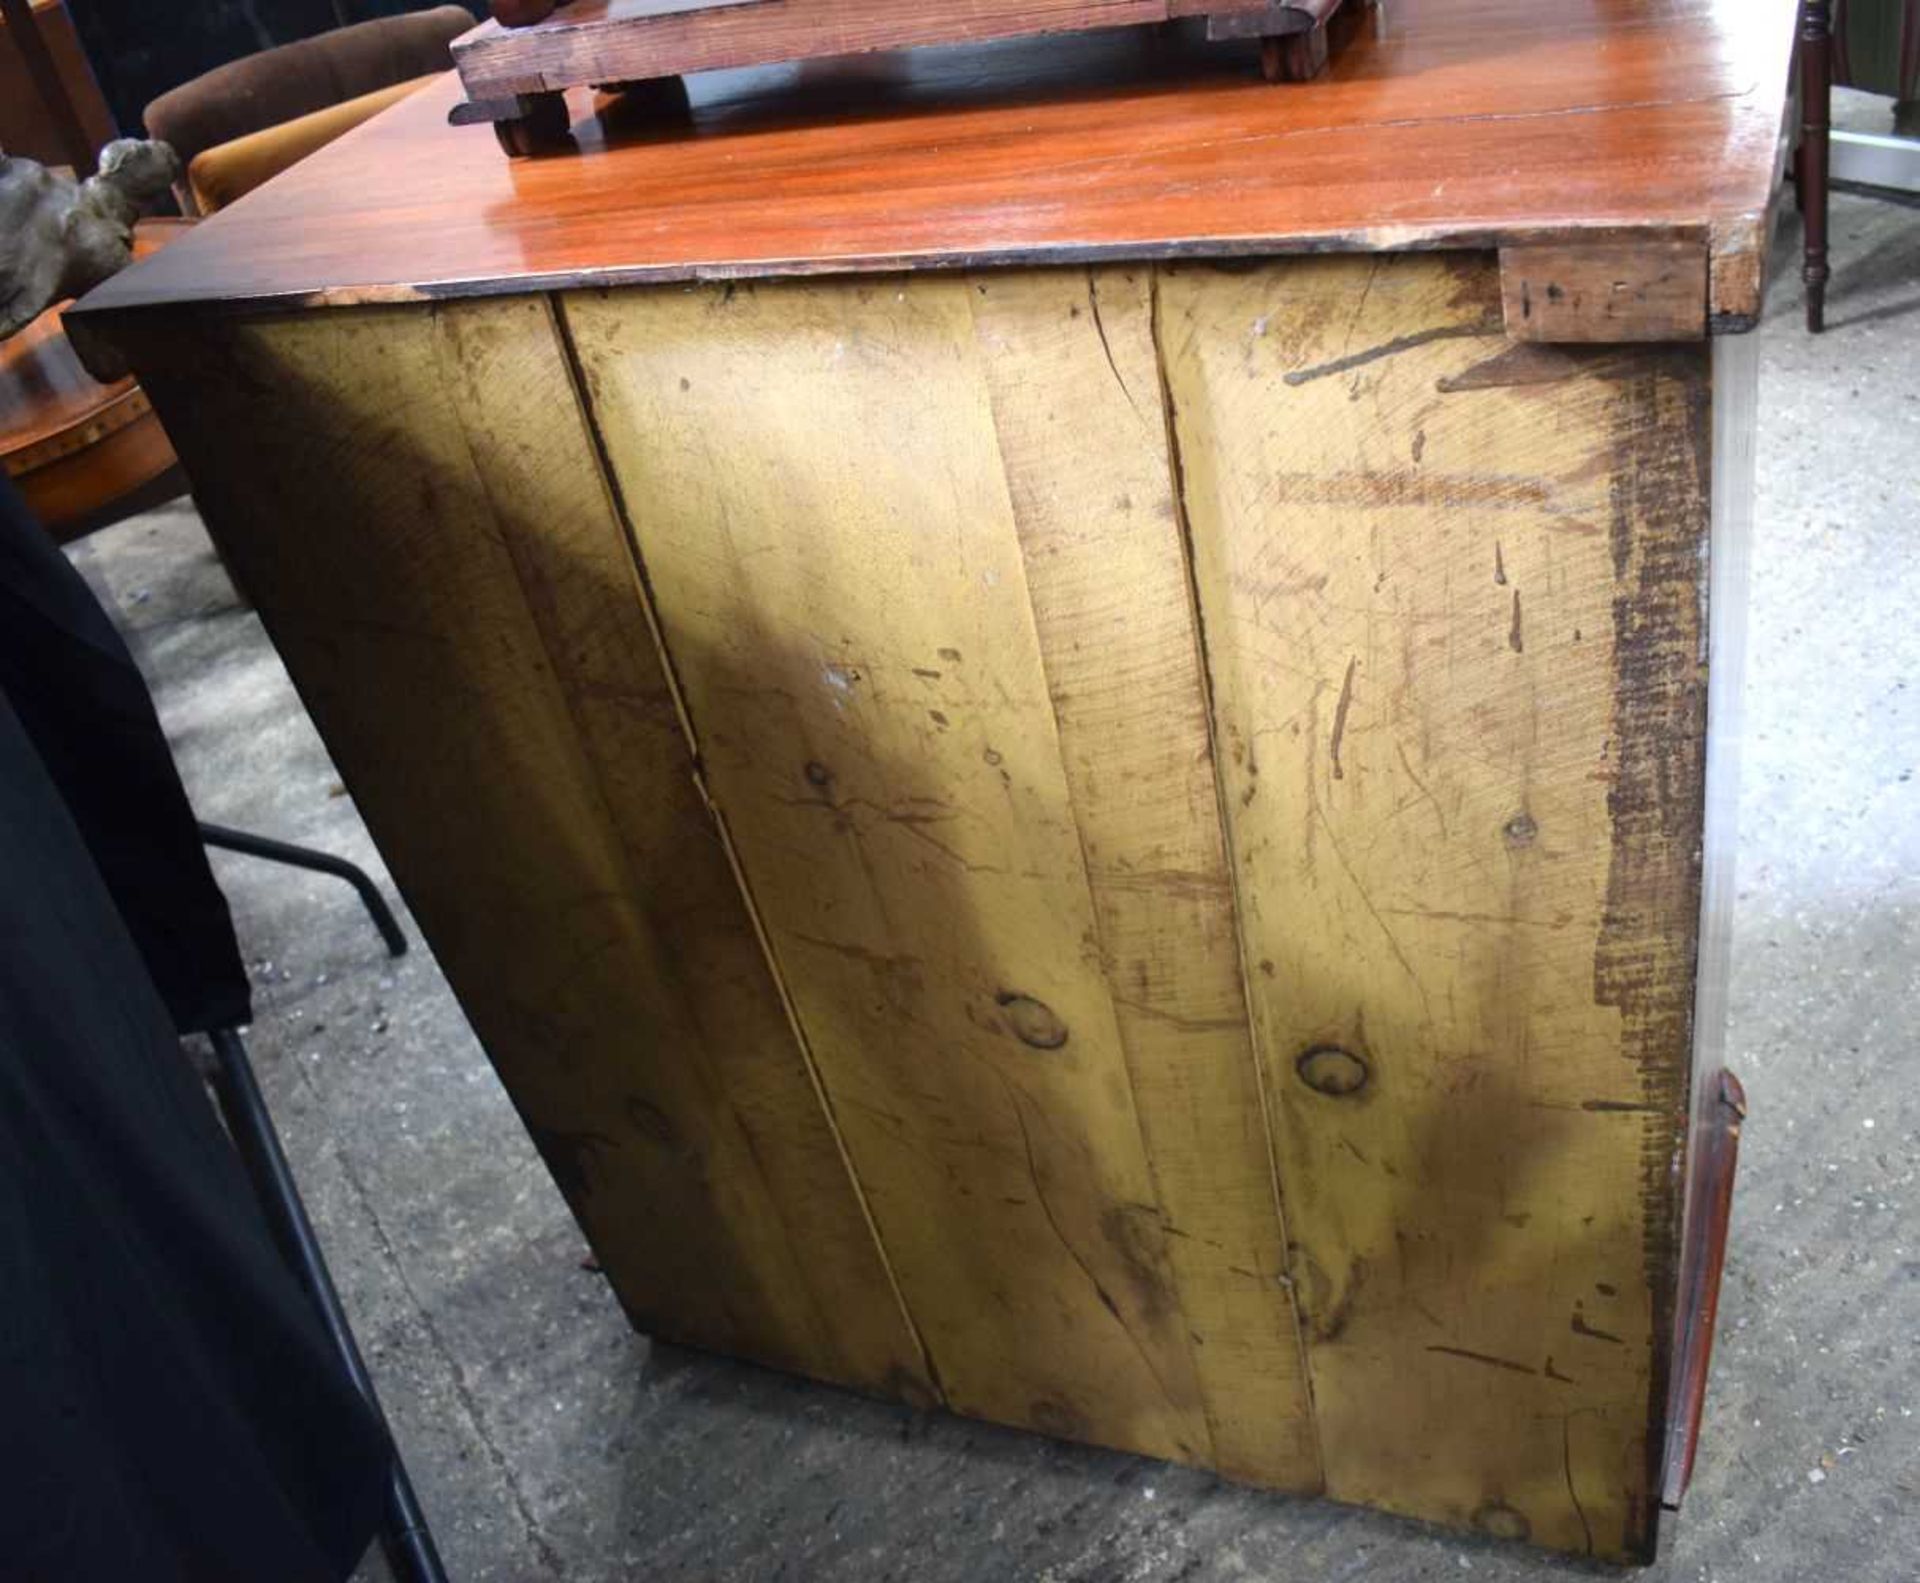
top-left (543, 288), bottom-right (946, 1405)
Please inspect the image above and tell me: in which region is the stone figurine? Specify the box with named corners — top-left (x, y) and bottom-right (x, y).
top-left (0, 138), bottom-right (179, 342)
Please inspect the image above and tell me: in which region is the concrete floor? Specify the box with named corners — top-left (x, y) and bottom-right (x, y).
top-left (70, 154), bottom-right (1920, 1582)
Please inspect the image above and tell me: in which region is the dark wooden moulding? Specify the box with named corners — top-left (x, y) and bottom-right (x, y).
top-left (452, 0), bottom-right (1372, 155)
top-left (1662, 1070), bottom-right (1749, 1509)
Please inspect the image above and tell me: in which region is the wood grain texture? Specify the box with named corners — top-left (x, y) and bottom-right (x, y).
top-left (564, 273), bottom-right (1274, 1467)
top-left (86, 252), bottom-right (1734, 1553)
top-left (1160, 255), bottom-right (1709, 1561)
top-left (1500, 243), bottom-right (1709, 344)
top-left (106, 297), bottom-right (934, 1402)
top-left (72, 0), bottom-right (1797, 329)
top-left (967, 266), bottom-right (1319, 1488)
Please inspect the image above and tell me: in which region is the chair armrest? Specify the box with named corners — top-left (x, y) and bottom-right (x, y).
top-left (187, 72), bottom-right (439, 217)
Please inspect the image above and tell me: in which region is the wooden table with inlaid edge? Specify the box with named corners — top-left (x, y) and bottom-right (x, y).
top-left (70, 0), bottom-right (1795, 1561)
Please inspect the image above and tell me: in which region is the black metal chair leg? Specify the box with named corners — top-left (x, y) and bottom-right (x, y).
top-left (205, 1028), bottom-right (449, 1583)
top-left (199, 822), bottom-right (407, 958)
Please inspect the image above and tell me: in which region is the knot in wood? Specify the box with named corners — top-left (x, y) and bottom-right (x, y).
top-left (997, 992), bottom-right (1068, 1050)
top-left (1296, 1044), bottom-right (1368, 1096)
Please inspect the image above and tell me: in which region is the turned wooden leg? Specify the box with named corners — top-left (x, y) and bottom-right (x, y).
top-left (1800, 0), bottom-right (1833, 333)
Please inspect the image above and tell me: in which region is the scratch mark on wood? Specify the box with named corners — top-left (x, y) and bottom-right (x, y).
top-left (1110, 996), bottom-right (1247, 1034)
top-left (1392, 741), bottom-right (1449, 837)
top-left (1283, 321), bottom-right (1495, 387)
top-left (1002, 1077), bottom-right (1183, 1415)
top-left (1571, 1308), bottom-right (1626, 1345)
top-left (1565, 1413), bottom-right (1595, 1555)
top-left (1426, 1344), bottom-right (1539, 1376)
top-left (1086, 271), bottom-right (1145, 424)
top-left (1329, 656), bottom-right (1358, 781)
top-left (787, 932), bottom-right (923, 973)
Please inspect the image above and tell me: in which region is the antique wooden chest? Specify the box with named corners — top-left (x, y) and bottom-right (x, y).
top-left (72, 0), bottom-right (1794, 1559)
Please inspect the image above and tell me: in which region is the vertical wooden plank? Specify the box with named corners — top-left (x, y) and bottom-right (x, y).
top-left (563, 276), bottom-right (1217, 1465)
top-left (116, 298), bottom-right (932, 1400)
top-left (966, 267), bottom-right (1319, 1489)
top-left (1161, 255), bottom-right (1708, 1560)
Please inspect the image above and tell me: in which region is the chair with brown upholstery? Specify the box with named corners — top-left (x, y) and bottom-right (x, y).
top-left (143, 5), bottom-right (472, 216)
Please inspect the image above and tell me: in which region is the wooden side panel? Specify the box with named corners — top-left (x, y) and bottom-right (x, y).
top-left (1161, 255), bottom-right (1708, 1561)
top-left (965, 267), bottom-right (1318, 1488)
top-left (114, 298), bottom-right (931, 1399)
top-left (565, 274), bottom-right (1244, 1467)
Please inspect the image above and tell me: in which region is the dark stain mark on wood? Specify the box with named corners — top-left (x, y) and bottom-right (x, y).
top-left (1101, 1203), bottom-right (1180, 1327)
top-left (1290, 1246), bottom-right (1358, 1343)
top-left (1590, 346), bottom-right (1709, 1548)
top-left (1436, 341), bottom-right (1645, 393)
top-left (1330, 655), bottom-right (1358, 780)
top-left (1571, 1303), bottom-right (1626, 1345)
top-left (1509, 587), bottom-right (1524, 652)
top-left (1427, 1344), bottom-right (1539, 1376)
top-left (528, 1123), bottom-right (618, 1201)
top-left (1283, 319), bottom-right (1498, 387)
top-left (1582, 1098), bottom-right (1662, 1113)
top-left (625, 1096), bottom-right (680, 1147)
top-left (1493, 540), bottom-right (1507, 585)
top-left (1028, 1396), bottom-right (1092, 1439)
top-left (1545, 1355), bottom-right (1576, 1383)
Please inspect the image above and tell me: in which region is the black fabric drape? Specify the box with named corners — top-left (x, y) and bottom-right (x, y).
top-left (0, 483), bottom-right (251, 1034)
top-left (0, 477), bottom-right (389, 1581)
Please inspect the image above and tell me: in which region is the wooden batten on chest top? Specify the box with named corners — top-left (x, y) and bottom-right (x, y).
top-left (70, 0), bottom-right (1796, 1563)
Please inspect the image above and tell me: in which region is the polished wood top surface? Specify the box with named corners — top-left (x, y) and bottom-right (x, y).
top-left (74, 0), bottom-right (1797, 325)
top-left (0, 305), bottom-right (135, 461)
top-left (5, 222), bottom-right (191, 462)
